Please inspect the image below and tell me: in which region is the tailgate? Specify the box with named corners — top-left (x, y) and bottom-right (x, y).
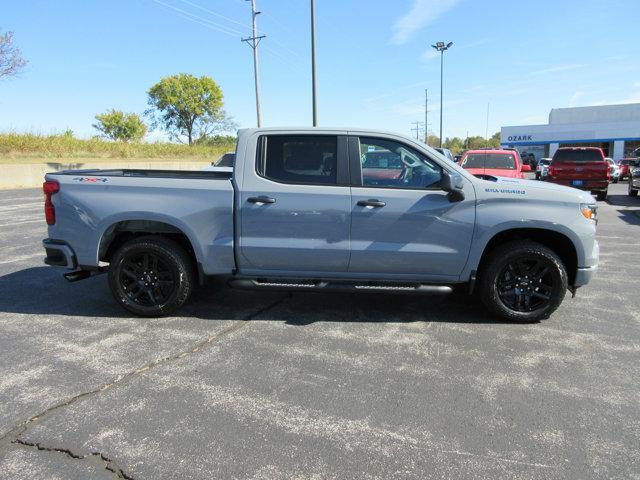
top-left (551, 161), bottom-right (608, 180)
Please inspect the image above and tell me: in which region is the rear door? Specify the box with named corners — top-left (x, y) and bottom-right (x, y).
top-left (238, 133), bottom-right (352, 273)
top-left (348, 135), bottom-right (476, 279)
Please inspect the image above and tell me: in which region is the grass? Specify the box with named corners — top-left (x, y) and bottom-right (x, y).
top-left (0, 132), bottom-right (235, 162)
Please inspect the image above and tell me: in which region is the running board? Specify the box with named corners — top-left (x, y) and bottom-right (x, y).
top-left (227, 278), bottom-right (452, 295)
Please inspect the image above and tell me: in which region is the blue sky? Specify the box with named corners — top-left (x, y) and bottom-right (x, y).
top-left (1, 0), bottom-right (639, 141)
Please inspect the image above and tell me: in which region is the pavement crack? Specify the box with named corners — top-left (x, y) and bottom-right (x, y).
top-left (12, 439), bottom-right (135, 479)
top-left (0, 295), bottom-right (288, 450)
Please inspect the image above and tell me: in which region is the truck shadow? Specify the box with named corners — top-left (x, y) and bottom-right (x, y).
top-left (0, 267), bottom-right (517, 325)
top-left (606, 194), bottom-right (640, 226)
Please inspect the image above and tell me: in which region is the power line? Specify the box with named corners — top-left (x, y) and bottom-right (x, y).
top-left (151, 0), bottom-right (244, 37)
top-left (175, 0), bottom-right (251, 30)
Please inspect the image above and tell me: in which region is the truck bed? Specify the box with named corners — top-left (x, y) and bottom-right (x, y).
top-left (49, 168), bottom-right (233, 180)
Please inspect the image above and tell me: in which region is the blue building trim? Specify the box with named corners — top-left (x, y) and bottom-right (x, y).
top-left (501, 136), bottom-right (640, 146)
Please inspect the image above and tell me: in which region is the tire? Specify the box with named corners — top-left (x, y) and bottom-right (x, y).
top-left (477, 241), bottom-right (568, 322)
top-left (535, 173), bottom-right (540, 180)
top-left (596, 190), bottom-right (607, 201)
top-left (629, 177), bottom-right (638, 197)
top-left (108, 236), bottom-right (195, 316)
top-left (613, 178), bottom-right (619, 184)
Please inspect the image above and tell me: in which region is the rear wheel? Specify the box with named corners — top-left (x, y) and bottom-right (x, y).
top-left (596, 190), bottom-right (608, 201)
top-left (108, 236), bottom-right (194, 316)
top-left (478, 241), bottom-right (567, 322)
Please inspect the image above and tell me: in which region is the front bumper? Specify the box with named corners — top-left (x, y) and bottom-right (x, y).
top-left (574, 239), bottom-right (599, 287)
top-left (43, 239), bottom-right (77, 269)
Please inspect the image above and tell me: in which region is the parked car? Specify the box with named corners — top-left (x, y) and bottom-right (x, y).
top-left (434, 147), bottom-right (455, 162)
top-left (454, 154), bottom-right (462, 163)
top-left (41, 127), bottom-right (599, 322)
top-left (605, 158), bottom-right (620, 183)
top-left (546, 147), bottom-right (610, 200)
top-left (618, 158), bottom-right (636, 180)
top-left (536, 158), bottom-right (552, 180)
top-left (459, 149), bottom-right (530, 179)
top-left (629, 161), bottom-right (640, 197)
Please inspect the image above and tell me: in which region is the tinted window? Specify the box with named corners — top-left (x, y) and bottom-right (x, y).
top-left (258, 135), bottom-right (337, 185)
top-left (552, 149), bottom-right (603, 163)
top-left (359, 137), bottom-right (442, 189)
top-left (462, 153), bottom-right (516, 170)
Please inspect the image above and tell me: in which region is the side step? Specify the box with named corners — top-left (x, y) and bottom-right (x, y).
top-left (63, 268), bottom-right (106, 283)
top-left (227, 278), bottom-right (452, 295)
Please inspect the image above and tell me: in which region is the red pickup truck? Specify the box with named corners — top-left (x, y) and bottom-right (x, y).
top-left (547, 147), bottom-right (610, 200)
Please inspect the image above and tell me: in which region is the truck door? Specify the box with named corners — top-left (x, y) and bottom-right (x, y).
top-left (238, 134), bottom-right (351, 274)
top-left (348, 135), bottom-right (476, 280)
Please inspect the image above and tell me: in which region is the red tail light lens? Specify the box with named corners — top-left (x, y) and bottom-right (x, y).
top-left (547, 166), bottom-right (555, 177)
top-left (43, 180), bottom-right (59, 225)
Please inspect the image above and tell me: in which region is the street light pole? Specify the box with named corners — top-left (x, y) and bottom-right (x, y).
top-left (431, 41), bottom-right (453, 148)
top-left (310, 0), bottom-right (318, 126)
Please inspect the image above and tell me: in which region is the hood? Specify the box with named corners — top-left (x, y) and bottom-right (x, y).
top-left (482, 176), bottom-right (596, 203)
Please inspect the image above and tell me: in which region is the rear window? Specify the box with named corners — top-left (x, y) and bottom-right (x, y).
top-left (257, 135), bottom-right (338, 185)
top-left (461, 153), bottom-right (516, 170)
top-left (552, 149), bottom-right (603, 163)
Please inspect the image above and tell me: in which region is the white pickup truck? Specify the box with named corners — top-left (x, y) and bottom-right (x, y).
top-left (42, 128), bottom-right (599, 321)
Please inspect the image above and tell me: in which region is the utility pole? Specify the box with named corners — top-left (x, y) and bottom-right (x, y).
top-left (310, 0), bottom-right (318, 126)
top-left (424, 89), bottom-right (428, 144)
top-left (431, 41), bottom-right (453, 147)
top-left (411, 121), bottom-right (424, 141)
top-left (485, 102), bottom-right (490, 146)
top-left (242, 0), bottom-right (265, 127)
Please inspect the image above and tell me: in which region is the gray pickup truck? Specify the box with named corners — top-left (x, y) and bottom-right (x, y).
top-left (42, 128), bottom-right (599, 321)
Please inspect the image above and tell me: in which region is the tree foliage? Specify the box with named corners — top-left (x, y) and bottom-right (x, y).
top-left (0, 30), bottom-right (27, 79)
top-left (146, 73), bottom-right (235, 145)
top-left (430, 132), bottom-right (502, 155)
top-left (93, 109), bottom-right (147, 142)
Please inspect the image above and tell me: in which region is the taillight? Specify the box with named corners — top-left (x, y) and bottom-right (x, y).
top-left (43, 180), bottom-right (59, 225)
top-left (548, 166), bottom-right (556, 177)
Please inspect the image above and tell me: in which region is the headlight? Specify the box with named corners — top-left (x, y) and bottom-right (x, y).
top-left (580, 203), bottom-right (597, 222)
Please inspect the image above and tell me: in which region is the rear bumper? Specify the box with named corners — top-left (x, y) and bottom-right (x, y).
top-left (548, 179), bottom-right (608, 192)
top-left (43, 239), bottom-right (77, 269)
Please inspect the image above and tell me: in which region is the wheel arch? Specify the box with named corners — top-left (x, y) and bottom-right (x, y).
top-left (97, 218), bottom-right (201, 277)
top-left (473, 227), bottom-right (579, 287)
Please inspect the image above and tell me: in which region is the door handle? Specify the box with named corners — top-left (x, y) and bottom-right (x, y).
top-left (357, 199), bottom-right (386, 208)
top-left (247, 196), bottom-right (276, 204)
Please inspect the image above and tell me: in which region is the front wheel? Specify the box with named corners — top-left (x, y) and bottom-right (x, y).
top-left (108, 236), bottom-right (195, 316)
top-left (478, 241), bottom-right (568, 322)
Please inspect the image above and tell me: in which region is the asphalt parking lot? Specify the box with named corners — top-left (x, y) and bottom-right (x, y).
top-left (0, 184), bottom-right (639, 479)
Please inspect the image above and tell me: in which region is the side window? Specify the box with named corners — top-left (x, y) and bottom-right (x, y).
top-left (359, 137), bottom-right (442, 189)
top-left (257, 135), bottom-right (338, 185)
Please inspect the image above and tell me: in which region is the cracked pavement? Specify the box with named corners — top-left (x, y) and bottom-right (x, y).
top-left (0, 186), bottom-right (639, 479)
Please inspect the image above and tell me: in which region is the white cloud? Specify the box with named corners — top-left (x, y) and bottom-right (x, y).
top-left (569, 89), bottom-right (584, 107)
top-left (529, 64), bottom-right (586, 76)
top-left (390, 0), bottom-right (461, 45)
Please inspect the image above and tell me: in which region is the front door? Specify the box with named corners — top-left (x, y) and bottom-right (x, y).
top-left (348, 135), bottom-right (476, 279)
top-left (239, 134), bottom-right (351, 273)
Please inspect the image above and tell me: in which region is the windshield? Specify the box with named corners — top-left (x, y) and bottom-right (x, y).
top-left (461, 153), bottom-right (516, 170)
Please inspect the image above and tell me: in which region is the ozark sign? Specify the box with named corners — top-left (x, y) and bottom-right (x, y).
top-left (507, 135), bottom-right (533, 141)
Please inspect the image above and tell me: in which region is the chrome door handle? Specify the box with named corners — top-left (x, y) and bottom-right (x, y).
top-left (247, 196), bottom-right (276, 204)
top-left (357, 199), bottom-right (386, 208)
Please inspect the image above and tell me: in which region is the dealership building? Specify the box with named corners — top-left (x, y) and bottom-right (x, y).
top-left (501, 103), bottom-right (640, 161)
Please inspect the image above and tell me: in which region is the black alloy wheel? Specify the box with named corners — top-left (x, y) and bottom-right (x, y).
top-left (119, 252), bottom-right (176, 307)
top-left (108, 236), bottom-right (194, 316)
top-left (478, 240), bottom-right (567, 322)
top-left (496, 257), bottom-right (554, 312)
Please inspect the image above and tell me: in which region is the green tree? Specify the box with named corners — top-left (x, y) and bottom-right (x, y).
top-left (93, 109), bottom-right (147, 142)
top-left (426, 134), bottom-right (440, 148)
top-left (489, 131), bottom-right (501, 148)
top-left (147, 73), bottom-right (234, 145)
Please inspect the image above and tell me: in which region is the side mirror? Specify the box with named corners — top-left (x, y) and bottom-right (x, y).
top-left (521, 164), bottom-right (532, 172)
top-left (440, 170), bottom-right (465, 202)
